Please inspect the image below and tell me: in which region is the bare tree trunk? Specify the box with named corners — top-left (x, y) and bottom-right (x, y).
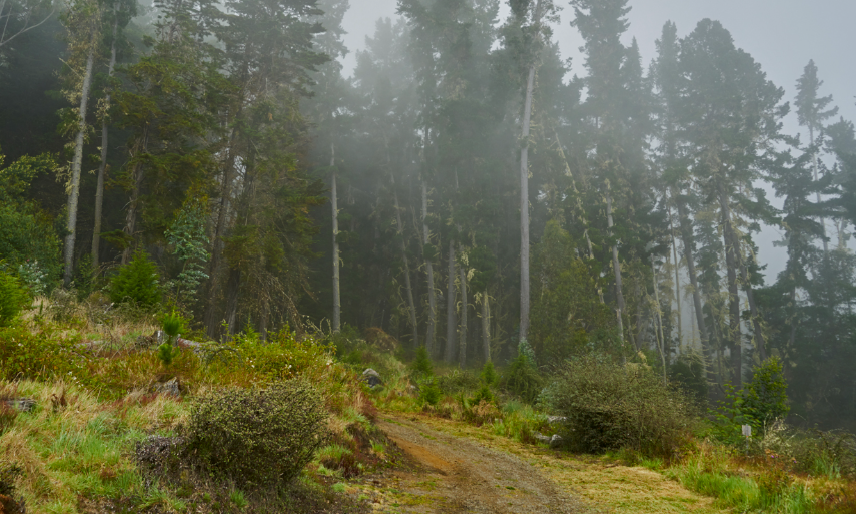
top-left (737, 246), bottom-right (767, 362)
top-left (518, 0), bottom-right (543, 344)
top-left (392, 174), bottom-right (418, 347)
top-left (445, 240), bottom-right (457, 362)
top-left (331, 142), bottom-right (340, 333)
top-left (91, 8), bottom-right (118, 271)
top-left (481, 292), bottom-right (490, 363)
top-left (606, 182), bottom-right (629, 348)
top-left (121, 125), bottom-right (148, 266)
top-left (668, 206), bottom-right (682, 350)
top-left (63, 45), bottom-right (96, 287)
top-left (204, 128), bottom-right (239, 337)
top-left (718, 187), bottom-right (742, 388)
top-left (675, 192), bottom-right (714, 384)
top-left (458, 255), bottom-right (468, 368)
top-left (422, 180), bottom-right (436, 352)
top-left (652, 259), bottom-right (668, 385)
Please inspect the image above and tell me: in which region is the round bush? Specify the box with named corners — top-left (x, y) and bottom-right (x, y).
top-left (543, 356), bottom-right (698, 459)
top-left (184, 381), bottom-right (327, 487)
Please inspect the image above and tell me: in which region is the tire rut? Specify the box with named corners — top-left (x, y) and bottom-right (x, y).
top-left (374, 416), bottom-right (591, 513)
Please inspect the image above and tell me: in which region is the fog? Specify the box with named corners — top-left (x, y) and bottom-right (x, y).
top-left (343, 0), bottom-right (856, 283)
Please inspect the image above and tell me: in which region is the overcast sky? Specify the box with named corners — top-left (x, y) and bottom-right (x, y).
top-left (339, 0), bottom-right (856, 284)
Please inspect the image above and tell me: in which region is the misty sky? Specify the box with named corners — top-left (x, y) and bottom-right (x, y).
top-left (340, 0), bottom-right (856, 284)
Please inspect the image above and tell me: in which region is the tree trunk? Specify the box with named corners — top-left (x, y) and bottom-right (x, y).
top-left (393, 175), bottom-right (418, 347)
top-left (445, 240), bottom-right (457, 363)
top-left (652, 259), bottom-right (668, 384)
top-left (121, 127), bottom-right (147, 265)
top-left (63, 45), bottom-right (96, 287)
top-left (204, 127), bottom-right (240, 338)
top-left (810, 126), bottom-right (829, 253)
top-left (331, 142), bottom-right (340, 333)
top-left (422, 180), bottom-right (436, 352)
top-left (668, 206), bottom-right (682, 350)
top-left (482, 292), bottom-right (490, 363)
top-left (223, 266), bottom-right (241, 338)
top-left (674, 191), bottom-right (714, 384)
top-left (518, 0), bottom-right (543, 344)
top-left (91, 8), bottom-right (118, 271)
top-left (718, 187), bottom-right (742, 388)
top-left (458, 255), bottom-right (468, 368)
top-left (606, 183), bottom-right (629, 348)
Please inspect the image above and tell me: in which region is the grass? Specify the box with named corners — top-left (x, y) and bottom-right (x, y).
top-left (5, 295), bottom-right (856, 513)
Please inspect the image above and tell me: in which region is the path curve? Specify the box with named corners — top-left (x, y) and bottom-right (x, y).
top-left (375, 416), bottom-right (591, 514)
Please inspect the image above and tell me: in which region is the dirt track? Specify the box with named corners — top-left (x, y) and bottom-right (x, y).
top-left (365, 416), bottom-right (592, 513)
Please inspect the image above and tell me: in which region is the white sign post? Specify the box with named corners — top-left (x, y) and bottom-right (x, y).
top-left (741, 424), bottom-right (752, 456)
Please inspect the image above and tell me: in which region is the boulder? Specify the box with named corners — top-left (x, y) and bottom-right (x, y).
top-left (535, 432), bottom-right (564, 449)
top-left (362, 369), bottom-right (383, 387)
top-left (154, 377), bottom-right (181, 397)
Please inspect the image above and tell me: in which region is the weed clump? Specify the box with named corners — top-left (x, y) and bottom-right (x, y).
top-left (544, 356), bottom-right (697, 459)
top-left (183, 381), bottom-right (328, 488)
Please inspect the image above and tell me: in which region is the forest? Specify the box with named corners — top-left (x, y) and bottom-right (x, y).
top-left (2, 0), bottom-right (856, 435)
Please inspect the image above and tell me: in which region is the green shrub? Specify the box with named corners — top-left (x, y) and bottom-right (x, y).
top-left (742, 358), bottom-right (789, 428)
top-left (480, 361), bottom-right (498, 387)
top-left (183, 381), bottom-right (328, 488)
top-left (0, 270), bottom-right (28, 327)
top-left (0, 324), bottom-right (84, 381)
top-left (501, 352), bottom-right (543, 403)
top-left (543, 356), bottom-right (697, 459)
top-left (712, 358), bottom-right (790, 444)
top-left (468, 384), bottom-right (495, 407)
top-left (0, 206), bottom-right (62, 290)
top-left (156, 310), bottom-right (185, 366)
top-left (436, 369), bottom-right (479, 395)
top-left (411, 346), bottom-right (433, 378)
top-left (418, 379), bottom-right (442, 406)
top-left (110, 249), bottom-right (161, 307)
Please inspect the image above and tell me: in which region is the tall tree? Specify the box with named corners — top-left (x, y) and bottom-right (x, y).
top-left (91, 0), bottom-right (135, 271)
top-left (795, 60), bottom-right (838, 253)
top-left (59, 0), bottom-right (101, 286)
top-left (677, 19), bottom-right (784, 384)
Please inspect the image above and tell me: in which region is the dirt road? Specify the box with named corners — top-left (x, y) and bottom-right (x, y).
top-left (344, 414), bottom-right (726, 514)
top-left (348, 415), bottom-right (591, 513)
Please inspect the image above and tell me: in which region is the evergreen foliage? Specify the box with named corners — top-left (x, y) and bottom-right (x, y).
top-left (0, 269), bottom-right (29, 327)
top-left (109, 249), bottom-right (160, 307)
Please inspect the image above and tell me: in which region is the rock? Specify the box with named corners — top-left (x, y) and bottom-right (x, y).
top-left (547, 415), bottom-right (567, 424)
top-left (362, 369), bottom-right (383, 387)
top-left (534, 433), bottom-right (552, 444)
top-left (406, 384), bottom-right (420, 396)
top-left (154, 377), bottom-right (181, 397)
top-left (2, 398), bottom-right (35, 412)
top-left (535, 432), bottom-right (564, 448)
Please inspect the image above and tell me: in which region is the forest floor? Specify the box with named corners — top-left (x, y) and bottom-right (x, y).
top-left (343, 413), bottom-right (727, 514)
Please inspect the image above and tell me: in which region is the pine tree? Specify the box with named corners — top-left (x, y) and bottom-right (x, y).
top-left (795, 60), bottom-right (838, 253)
